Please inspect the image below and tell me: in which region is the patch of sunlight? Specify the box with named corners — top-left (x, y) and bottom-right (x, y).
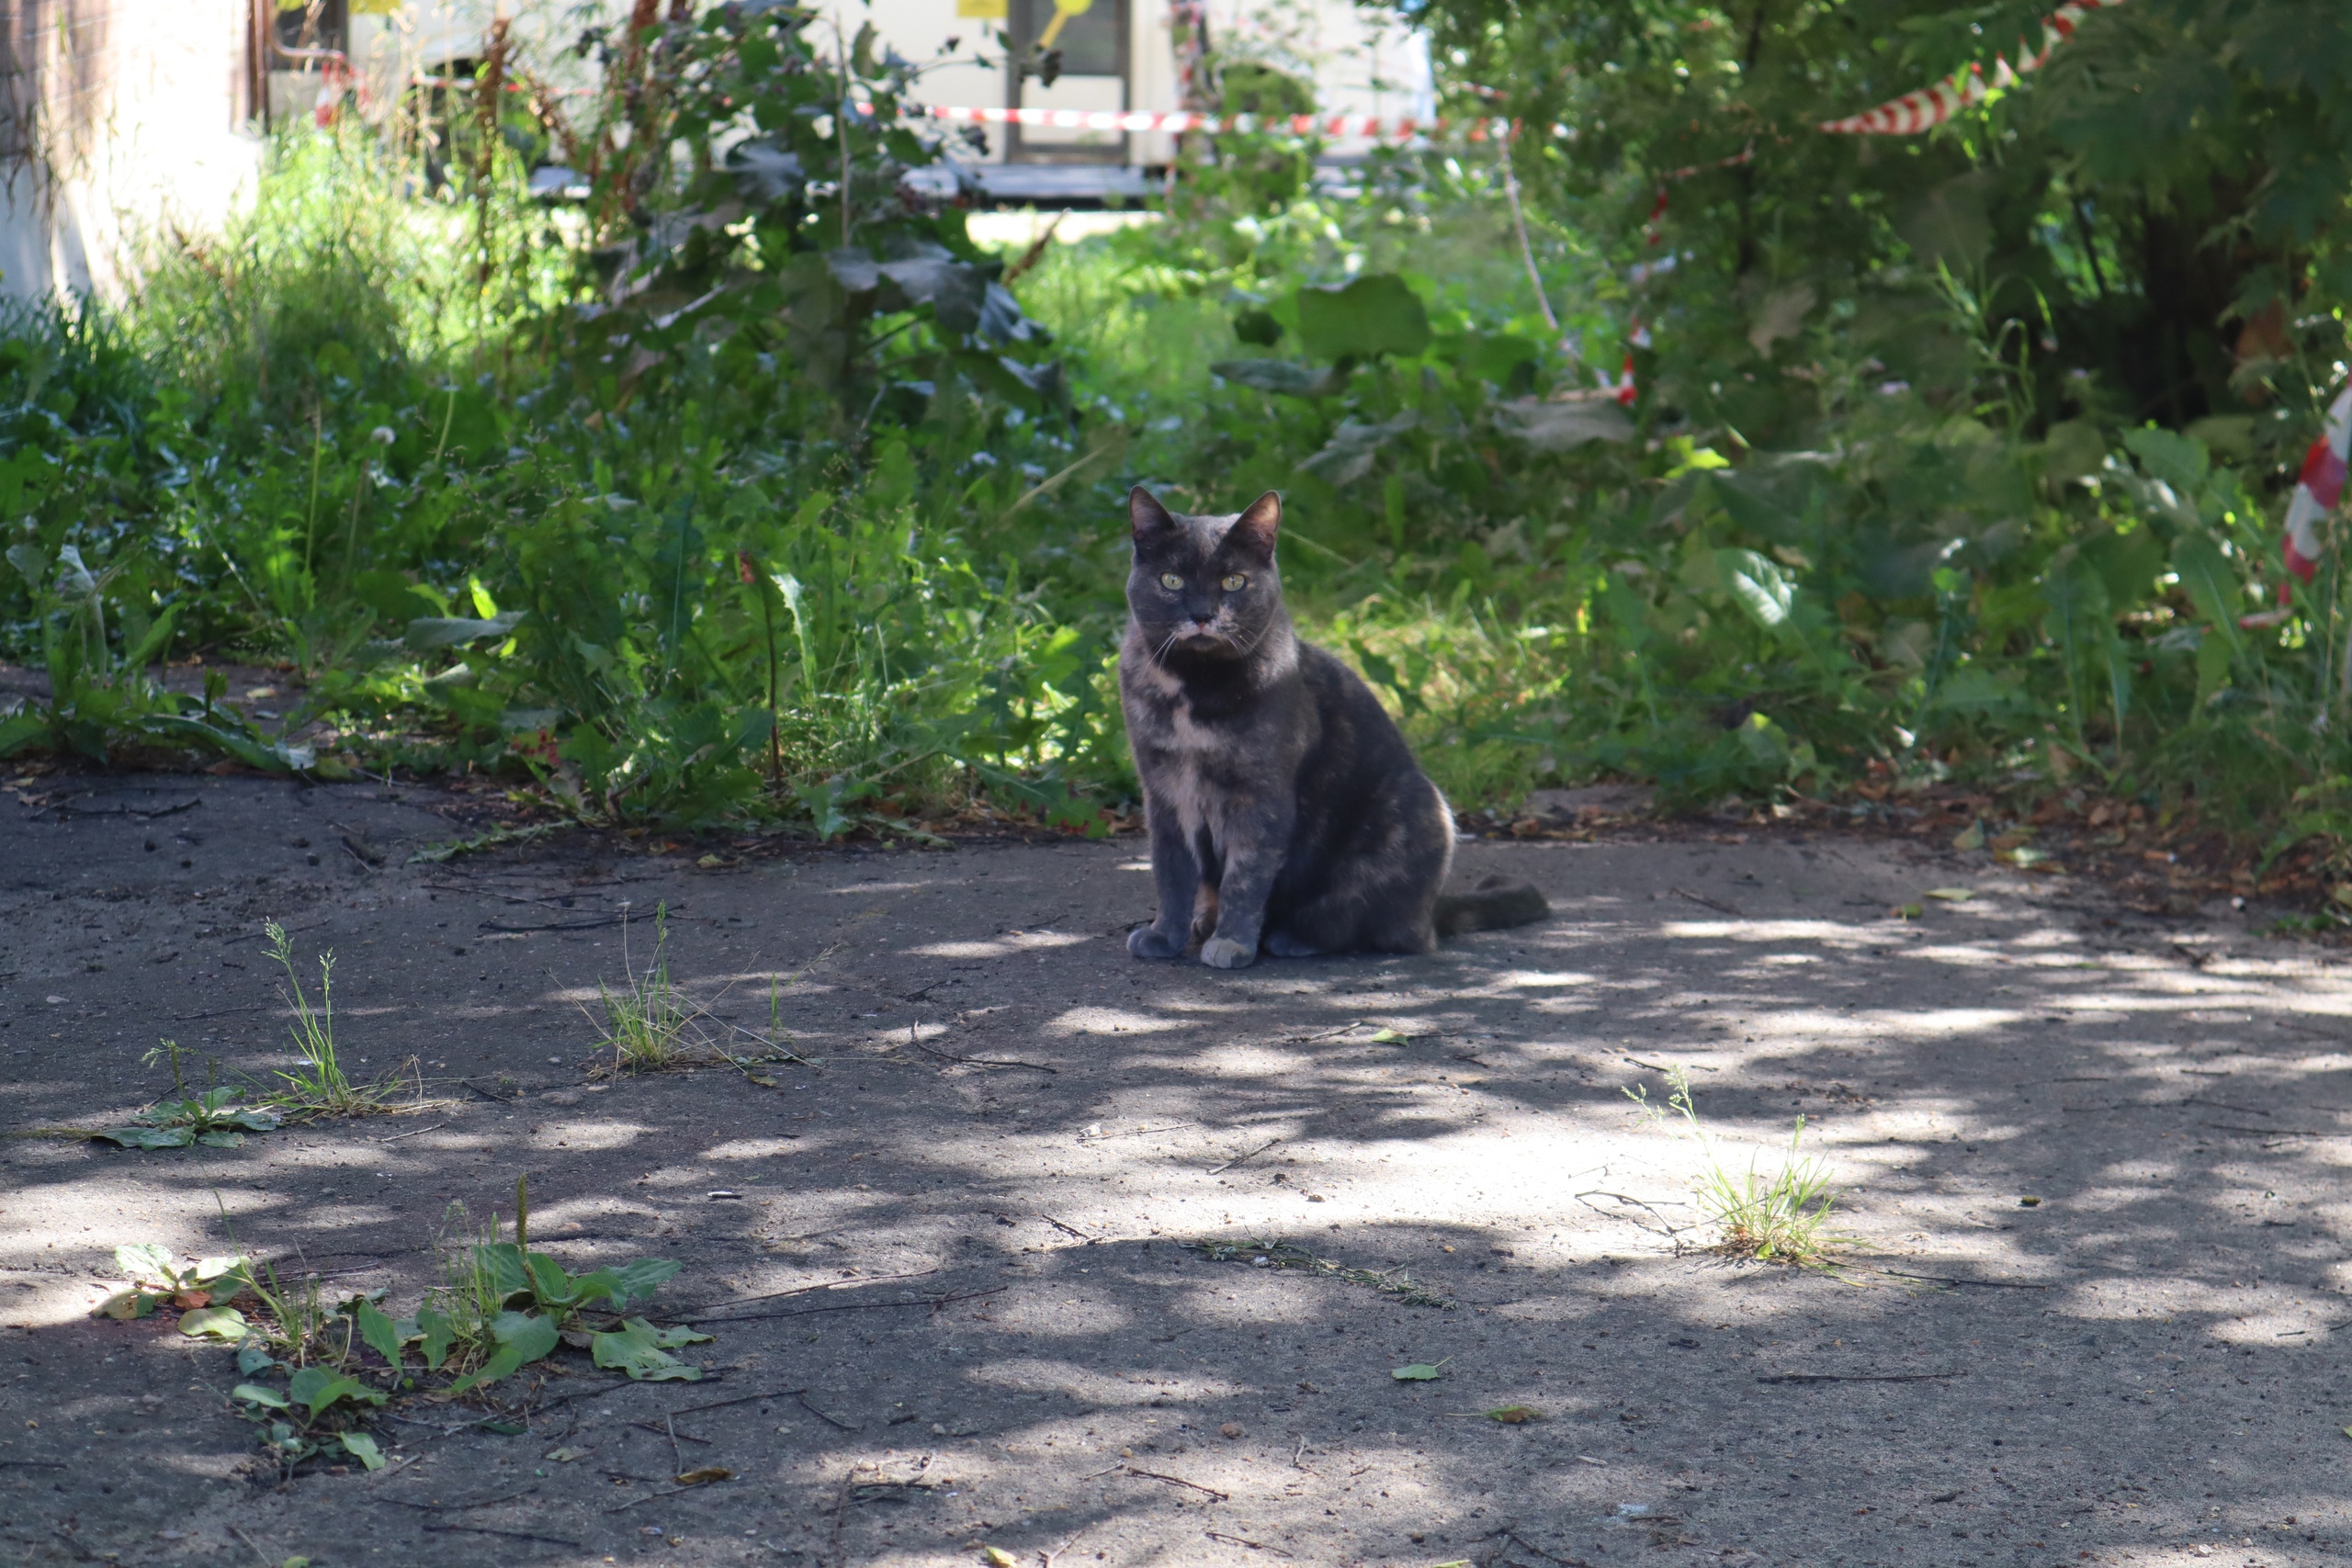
top-left (911, 930), bottom-right (1093, 958)
top-left (1117, 860), bottom-right (1152, 871)
top-left (1659, 919), bottom-right (1879, 943)
top-left (1047, 1007), bottom-right (1193, 1036)
top-left (820, 881), bottom-right (936, 895)
top-left (1494, 969), bottom-right (1596, 988)
top-left (703, 1137), bottom-right (807, 1160)
top-left (1902, 943), bottom-right (2008, 966)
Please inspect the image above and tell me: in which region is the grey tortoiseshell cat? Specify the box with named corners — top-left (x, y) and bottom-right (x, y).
top-left (1119, 486), bottom-right (1548, 969)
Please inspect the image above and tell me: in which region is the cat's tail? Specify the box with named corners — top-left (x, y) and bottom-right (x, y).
top-left (1433, 873), bottom-right (1551, 938)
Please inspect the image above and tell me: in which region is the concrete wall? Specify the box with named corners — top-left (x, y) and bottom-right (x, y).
top-left (0, 0), bottom-right (261, 301)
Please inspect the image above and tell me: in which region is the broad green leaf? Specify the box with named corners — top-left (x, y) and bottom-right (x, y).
top-left (602, 1258), bottom-right (683, 1306)
top-left (1391, 1362), bottom-right (1444, 1381)
top-left (1715, 547), bottom-right (1796, 631)
top-left (235, 1339), bottom-right (277, 1376)
top-left (98, 1125), bottom-right (197, 1149)
top-left (339, 1432), bottom-right (386, 1471)
top-left (192, 1255), bottom-right (249, 1284)
top-left (352, 1300), bottom-right (403, 1369)
top-left (448, 1310), bottom-right (560, 1393)
top-left (178, 1306), bottom-right (248, 1341)
top-left (232, 1382), bottom-right (288, 1410)
top-left (1295, 274), bottom-right (1431, 361)
top-left (416, 1306), bottom-right (455, 1372)
top-left (523, 1251), bottom-right (581, 1310)
top-left (590, 1317), bottom-right (705, 1382)
top-left (2194, 625), bottom-right (2233, 708)
top-left (193, 1130), bottom-right (247, 1149)
top-left (288, 1366), bottom-right (384, 1416)
top-left (2171, 533), bottom-right (2244, 651)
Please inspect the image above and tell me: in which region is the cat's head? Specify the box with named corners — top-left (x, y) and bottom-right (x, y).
top-left (1125, 487), bottom-right (1285, 660)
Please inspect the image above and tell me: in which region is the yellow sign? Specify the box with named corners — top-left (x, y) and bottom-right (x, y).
top-left (956, 0), bottom-right (1008, 17)
top-left (351, 0), bottom-right (403, 13)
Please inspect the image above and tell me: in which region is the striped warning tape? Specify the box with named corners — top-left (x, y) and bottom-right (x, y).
top-left (1819, 0), bottom-right (2125, 135)
top-left (913, 105), bottom-right (1512, 141)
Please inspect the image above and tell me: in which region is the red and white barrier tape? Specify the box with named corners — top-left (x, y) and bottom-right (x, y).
top-left (914, 105), bottom-right (1509, 140)
top-left (2280, 388), bottom-right (2352, 587)
top-left (1819, 0), bottom-right (2125, 135)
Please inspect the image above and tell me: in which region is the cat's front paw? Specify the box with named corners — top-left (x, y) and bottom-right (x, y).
top-left (1199, 935), bottom-right (1258, 970)
top-left (1127, 925), bottom-right (1186, 960)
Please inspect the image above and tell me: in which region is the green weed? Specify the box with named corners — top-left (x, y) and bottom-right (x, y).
top-left (259, 919), bottom-right (394, 1117)
top-left (91, 1039), bottom-right (282, 1150)
top-left (1628, 1066), bottom-right (1839, 1267)
top-left (594, 903), bottom-right (702, 1073)
top-left (1191, 1236), bottom-right (1455, 1310)
top-left (103, 1178), bottom-right (705, 1478)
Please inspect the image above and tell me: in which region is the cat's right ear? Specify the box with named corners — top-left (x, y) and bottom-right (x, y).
top-left (1129, 486), bottom-right (1178, 544)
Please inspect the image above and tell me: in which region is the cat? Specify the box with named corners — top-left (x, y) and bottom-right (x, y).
top-left (1118, 485), bottom-right (1549, 969)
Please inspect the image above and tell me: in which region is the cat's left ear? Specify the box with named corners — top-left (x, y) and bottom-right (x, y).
top-left (1228, 491), bottom-right (1282, 562)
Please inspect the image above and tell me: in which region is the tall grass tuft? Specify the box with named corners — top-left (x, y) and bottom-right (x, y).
top-left (260, 919), bottom-right (388, 1117)
top-left (595, 904), bottom-right (697, 1073)
top-left (1628, 1066), bottom-right (1838, 1266)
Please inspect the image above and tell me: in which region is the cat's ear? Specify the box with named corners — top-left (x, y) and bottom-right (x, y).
top-left (1227, 491), bottom-right (1282, 562)
top-left (1129, 486), bottom-right (1178, 544)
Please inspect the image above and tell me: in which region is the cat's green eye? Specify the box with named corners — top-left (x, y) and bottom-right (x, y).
top-left (1221, 573), bottom-right (1248, 592)
top-left (1159, 572), bottom-right (1184, 591)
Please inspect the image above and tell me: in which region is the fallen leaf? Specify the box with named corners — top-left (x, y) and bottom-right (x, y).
top-left (1924, 887), bottom-right (1974, 901)
top-left (94, 1289), bottom-right (156, 1322)
top-left (1486, 1404), bottom-right (1540, 1424)
top-left (545, 1447), bottom-right (591, 1462)
top-left (1369, 1026), bottom-right (1410, 1043)
top-left (1391, 1363), bottom-right (1444, 1382)
top-left (980, 1548), bottom-right (1019, 1567)
top-left (2019, 1195), bottom-right (2042, 1207)
top-left (674, 1465), bottom-right (734, 1485)
top-left (1951, 822), bottom-right (1985, 852)
top-left (1893, 903), bottom-right (1923, 920)
top-left (1219, 1422), bottom-right (1245, 1438)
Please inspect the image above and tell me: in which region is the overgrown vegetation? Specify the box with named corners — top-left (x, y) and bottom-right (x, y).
top-left (3, 1), bottom-right (2351, 885)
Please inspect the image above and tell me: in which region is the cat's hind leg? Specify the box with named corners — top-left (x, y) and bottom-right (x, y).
top-left (1261, 927), bottom-right (1323, 958)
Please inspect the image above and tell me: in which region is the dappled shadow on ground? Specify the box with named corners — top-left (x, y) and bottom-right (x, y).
top-left (3, 780), bottom-right (2349, 1564)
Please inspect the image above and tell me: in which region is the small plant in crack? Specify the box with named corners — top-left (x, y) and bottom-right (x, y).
top-left (92, 1038), bottom-right (282, 1149)
top-left (98, 1179), bottom-right (711, 1480)
top-left (1627, 1065), bottom-right (1838, 1266)
top-left (259, 919), bottom-right (397, 1117)
top-left (594, 902), bottom-right (704, 1072)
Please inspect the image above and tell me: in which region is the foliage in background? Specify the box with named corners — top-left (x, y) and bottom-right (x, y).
top-left (2, 1), bottom-right (2352, 876)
